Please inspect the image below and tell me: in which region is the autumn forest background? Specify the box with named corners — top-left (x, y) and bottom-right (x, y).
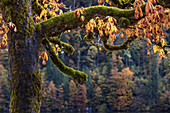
top-left (0, 0), bottom-right (170, 112)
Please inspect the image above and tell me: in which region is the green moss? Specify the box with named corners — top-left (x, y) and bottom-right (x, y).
top-left (36, 24), bottom-right (42, 33)
top-left (0, 0), bottom-right (11, 5)
top-left (118, 17), bottom-right (130, 27)
top-left (104, 43), bottom-right (129, 51)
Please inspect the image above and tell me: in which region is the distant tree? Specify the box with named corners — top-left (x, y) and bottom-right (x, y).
top-left (68, 80), bottom-right (77, 111)
top-left (0, 86), bottom-right (4, 111)
top-left (107, 67), bottom-right (135, 111)
top-left (41, 81), bottom-right (58, 112)
top-left (91, 86), bottom-right (105, 112)
top-left (75, 85), bottom-right (88, 112)
top-left (56, 83), bottom-right (65, 111)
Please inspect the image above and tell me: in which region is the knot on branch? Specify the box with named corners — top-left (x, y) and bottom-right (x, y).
top-left (118, 17), bottom-right (130, 27)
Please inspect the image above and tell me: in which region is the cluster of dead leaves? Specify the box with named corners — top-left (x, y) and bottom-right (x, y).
top-left (74, 7), bottom-right (86, 21)
top-left (40, 0), bottom-right (66, 20)
top-left (0, 13), bottom-right (17, 49)
top-left (0, 14), bottom-right (8, 48)
top-left (134, 0), bottom-right (170, 58)
top-left (39, 50), bottom-right (48, 65)
top-left (98, 0), bottom-right (111, 5)
top-left (85, 16), bottom-right (119, 42)
top-left (39, 43), bottom-right (64, 65)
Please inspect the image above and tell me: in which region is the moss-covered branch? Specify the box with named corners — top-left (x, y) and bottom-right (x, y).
top-left (101, 33), bottom-right (138, 51)
top-left (48, 37), bottom-right (75, 54)
top-left (36, 5), bottom-right (145, 38)
top-left (42, 38), bottom-right (87, 84)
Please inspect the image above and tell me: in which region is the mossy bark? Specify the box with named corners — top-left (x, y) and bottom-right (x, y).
top-left (1, 0), bottom-right (42, 113)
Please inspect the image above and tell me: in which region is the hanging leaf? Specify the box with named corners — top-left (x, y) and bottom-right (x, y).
top-left (42, 60), bottom-right (46, 65)
top-left (74, 10), bottom-right (77, 17)
top-left (147, 50), bottom-right (150, 56)
top-left (135, 7), bottom-right (139, 19)
top-left (161, 38), bottom-right (166, 47)
top-left (166, 22), bottom-right (170, 30)
top-left (162, 31), bottom-right (166, 38)
top-left (139, 6), bottom-right (143, 17)
top-left (14, 27), bottom-right (17, 32)
top-left (59, 10), bottom-right (63, 15)
top-left (146, 38), bottom-right (152, 46)
top-left (40, 9), bottom-right (47, 19)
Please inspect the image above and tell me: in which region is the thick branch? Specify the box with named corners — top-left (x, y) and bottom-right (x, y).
top-left (42, 38), bottom-right (87, 84)
top-left (36, 5), bottom-right (145, 38)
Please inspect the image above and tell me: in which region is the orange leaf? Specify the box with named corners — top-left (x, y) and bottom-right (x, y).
top-left (120, 33), bottom-right (124, 38)
top-left (42, 60), bottom-right (46, 65)
top-left (147, 50), bottom-right (150, 56)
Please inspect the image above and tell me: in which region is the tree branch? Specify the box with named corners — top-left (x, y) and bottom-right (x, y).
top-left (36, 5), bottom-right (145, 38)
top-left (102, 36), bottom-right (138, 51)
top-left (42, 38), bottom-right (87, 84)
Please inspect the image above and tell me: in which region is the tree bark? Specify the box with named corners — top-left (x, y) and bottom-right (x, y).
top-left (1, 0), bottom-right (42, 112)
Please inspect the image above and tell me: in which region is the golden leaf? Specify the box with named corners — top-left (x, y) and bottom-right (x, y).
top-left (44, 52), bottom-right (48, 61)
top-left (80, 16), bottom-right (85, 21)
top-left (44, 4), bottom-right (48, 8)
top-left (153, 45), bottom-right (159, 53)
top-left (40, 9), bottom-right (47, 19)
top-left (59, 10), bottom-right (63, 15)
top-left (161, 39), bottom-right (165, 47)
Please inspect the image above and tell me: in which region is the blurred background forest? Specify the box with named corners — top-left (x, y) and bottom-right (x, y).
top-left (0, 0), bottom-right (170, 112)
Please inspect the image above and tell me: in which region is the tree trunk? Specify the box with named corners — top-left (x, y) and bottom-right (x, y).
top-left (4, 0), bottom-right (41, 113)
